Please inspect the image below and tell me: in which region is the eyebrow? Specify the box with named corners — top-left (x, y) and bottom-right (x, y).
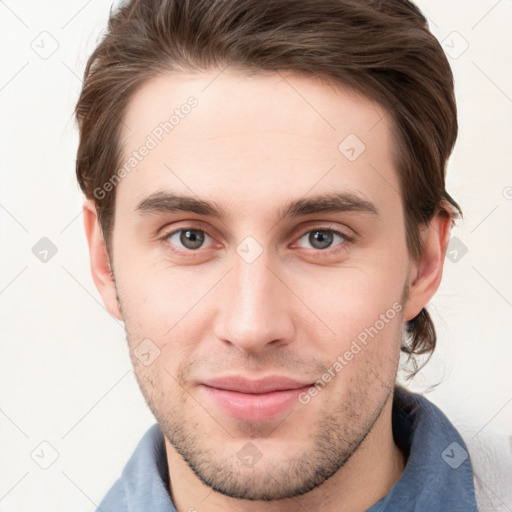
top-left (135, 190), bottom-right (379, 224)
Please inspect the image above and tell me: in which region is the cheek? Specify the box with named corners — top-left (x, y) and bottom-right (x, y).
top-left (115, 258), bottom-right (213, 368)
top-left (298, 259), bottom-right (406, 346)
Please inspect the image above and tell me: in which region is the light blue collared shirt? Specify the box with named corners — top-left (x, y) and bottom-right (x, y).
top-left (96, 386), bottom-right (477, 511)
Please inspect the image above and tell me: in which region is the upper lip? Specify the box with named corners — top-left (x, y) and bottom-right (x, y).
top-left (202, 375), bottom-right (312, 394)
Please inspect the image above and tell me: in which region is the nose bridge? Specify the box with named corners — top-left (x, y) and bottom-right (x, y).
top-left (235, 250), bottom-right (272, 312)
top-left (215, 242), bottom-right (293, 352)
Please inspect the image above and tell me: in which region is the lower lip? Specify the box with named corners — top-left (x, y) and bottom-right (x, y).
top-left (200, 384), bottom-right (311, 422)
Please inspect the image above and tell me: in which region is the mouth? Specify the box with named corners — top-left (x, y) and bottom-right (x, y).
top-left (199, 375), bottom-right (313, 422)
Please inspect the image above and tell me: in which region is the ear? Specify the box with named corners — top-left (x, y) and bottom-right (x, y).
top-left (83, 198), bottom-right (123, 321)
top-left (402, 210), bottom-right (453, 323)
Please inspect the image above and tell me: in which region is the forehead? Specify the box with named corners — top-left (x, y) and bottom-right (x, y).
top-left (116, 69), bottom-right (401, 219)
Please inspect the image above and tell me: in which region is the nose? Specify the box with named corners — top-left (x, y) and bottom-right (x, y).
top-left (212, 246), bottom-right (295, 354)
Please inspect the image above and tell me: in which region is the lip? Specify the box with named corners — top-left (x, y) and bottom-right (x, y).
top-left (202, 375), bottom-right (311, 394)
top-left (199, 375), bottom-right (312, 422)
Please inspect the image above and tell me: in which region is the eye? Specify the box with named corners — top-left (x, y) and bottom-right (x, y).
top-left (295, 228), bottom-right (350, 251)
top-left (160, 225), bottom-right (353, 258)
top-left (164, 228), bottom-right (213, 252)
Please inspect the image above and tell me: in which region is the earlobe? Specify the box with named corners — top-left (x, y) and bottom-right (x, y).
top-left (403, 211), bottom-right (452, 323)
top-left (83, 199), bottom-right (123, 321)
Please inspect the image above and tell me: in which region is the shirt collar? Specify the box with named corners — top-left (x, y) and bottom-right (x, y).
top-left (367, 386), bottom-right (477, 511)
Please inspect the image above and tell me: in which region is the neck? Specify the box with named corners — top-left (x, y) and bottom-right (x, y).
top-left (165, 393), bottom-right (405, 512)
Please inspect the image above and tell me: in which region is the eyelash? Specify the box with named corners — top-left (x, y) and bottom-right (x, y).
top-left (160, 224), bottom-right (354, 259)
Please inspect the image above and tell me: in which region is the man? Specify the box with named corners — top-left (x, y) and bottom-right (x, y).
top-left (76, 0), bottom-right (481, 510)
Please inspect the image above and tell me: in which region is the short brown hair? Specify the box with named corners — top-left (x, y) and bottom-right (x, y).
top-left (75, 0), bottom-right (462, 372)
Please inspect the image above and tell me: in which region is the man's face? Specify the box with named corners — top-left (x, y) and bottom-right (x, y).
top-left (108, 70), bottom-right (412, 500)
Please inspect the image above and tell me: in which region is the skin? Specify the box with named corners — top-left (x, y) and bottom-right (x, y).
top-left (84, 69), bottom-right (452, 511)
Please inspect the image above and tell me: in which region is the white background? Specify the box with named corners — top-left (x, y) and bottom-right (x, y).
top-left (1, 1), bottom-right (511, 510)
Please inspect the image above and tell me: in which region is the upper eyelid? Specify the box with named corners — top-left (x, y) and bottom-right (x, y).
top-left (295, 224), bottom-right (352, 240)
